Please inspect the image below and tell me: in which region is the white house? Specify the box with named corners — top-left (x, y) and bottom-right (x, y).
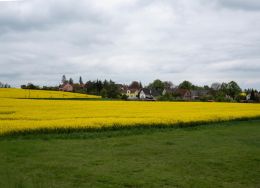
top-left (138, 88), bottom-right (158, 100)
top-left (126, 89), bottom-right (139, 100)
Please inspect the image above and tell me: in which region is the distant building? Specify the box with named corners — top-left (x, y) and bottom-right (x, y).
top-left (59, 83), bottom-right (73, 92)
top-left (121, 86), bottom-right (139, 100)
top-left (211, 83), bottom-right (221, 90)
top-left (120, 82), bottom-right (143, 100)
top-left (246, 91), bottom-right (260, 102)
top-left (172, 89), bottom-right (192, 100)
top-left (162, 88), bottom-right (176, 96)
top-left (246, 93), bottom-right (251, 101)
top-left (190, 90), bottom-right (209, 100)
top-left (138, 88), bottom-right (160, 101)
top-left (126, 89), bottom-right (140, 100)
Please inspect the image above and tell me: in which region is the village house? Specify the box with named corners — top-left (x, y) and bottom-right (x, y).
top-left (190, 90), bottom-right (209, 100)
top-left (246, 91), bottom-right (260, 102)
top-left (246, 93), bottom-right (251, 101)
top-left (121, 86), bottom-right (139, 100)
top-left (121, 81), bottom-right (143, 100)
top-left (138, 88), bottom-right (160, 101)
top-left (162, 88), bottom-right (176, 96)
top-left (172, 89), bottom-right (192, 100)
top-left (126, 89), bottom-right (140, 100)
top-left (59, 83), bottom-right (73, 92)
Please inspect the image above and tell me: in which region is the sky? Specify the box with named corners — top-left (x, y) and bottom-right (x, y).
top-left (0, 0), bottom-right (260, 89)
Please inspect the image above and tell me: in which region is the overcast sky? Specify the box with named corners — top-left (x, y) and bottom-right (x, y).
top-left (0, 0), bottom-right (260, 89)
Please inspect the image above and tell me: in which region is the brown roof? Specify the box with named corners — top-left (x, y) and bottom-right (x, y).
top-left (173, 89), bottom-right (190, 97)
top-left (121, 86), bottom-right (140, 93)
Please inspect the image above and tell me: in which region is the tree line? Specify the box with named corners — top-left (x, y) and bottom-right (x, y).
top-left (0, 82), bottom-right (11, 88)
top-left (61, 75), bottom-right (121, 98)
top-left (16, 75), bottom-right (260, 102)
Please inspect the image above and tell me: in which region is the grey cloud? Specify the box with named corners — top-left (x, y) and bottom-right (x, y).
top-left (216, 0), bottom-right (260, 11)
top-left (0, 72), bottom-right (22, 79)
top-left (0, 0), bottom-right (260, 89)
top-left (0, 0), bottom-right (104, 34)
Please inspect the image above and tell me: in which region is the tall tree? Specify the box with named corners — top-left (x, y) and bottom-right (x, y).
top-left (62, 75), bottom-right (67, 85)
top-left (96, 79), bottom-right (103, 94)
top-left (250, 90), bottom-right (256, 101)
top-left (69, 78), bottom-right (74, 85)
top-left (139, 82), bottom-right (143, 89)
top-left (103, 80), bottom-right (109, 89)
top-left (0, 82), bottom-right (11, 88)
top-left (79, 76), bottom-right (83, 85)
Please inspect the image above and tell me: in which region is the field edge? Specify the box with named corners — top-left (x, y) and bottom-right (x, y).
top-left (1, 116), bottom-right (260, 138)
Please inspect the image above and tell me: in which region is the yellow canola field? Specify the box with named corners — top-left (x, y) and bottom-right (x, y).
top-left (0, 88), bottom-right (100, 99)
top-left (1, 98), bottom-right (260, 135)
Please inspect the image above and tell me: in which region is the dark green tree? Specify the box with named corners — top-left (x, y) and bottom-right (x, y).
top-left (178, 81), bottom-right (193, 90)
top-left (79, 76), bottom-right (83, 85)
top-left (204, 85), bottom-right (210, 90)
top-left (219, 82), bottom-right (228, 95)
top-left (250, 90), bottom-right (256, 101)
top-left (226, 81), bottom-right (241, 99)
top-left (21, 83), bottom-right (40, 90)
top-left (158, 92), bottom-right (173, 101)
top-left (100, 88), bottom-right (108, 98)
top-left (139, 82), bottom-right (143, 89)
top-left (96, 80), bottom-right (103, 94)
top-left (148, 79), bottom-right (165, 94)
top-left (103, 80), bottom-right (109, 89)
top-left (0, 82), bottom-right (11, 88)
top-left (62, 75), bottom-right (67, 84)
top-left (69, 78), bottom-right (74, 85)
top-left (106, 80), bottom-right (121, 98)
top-left (121, 94), bottom-right (128, 100)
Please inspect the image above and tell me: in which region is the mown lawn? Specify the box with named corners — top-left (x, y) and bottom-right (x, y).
top-left (0, 120), bottom-right (259, 188)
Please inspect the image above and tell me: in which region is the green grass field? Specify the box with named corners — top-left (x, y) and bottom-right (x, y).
top-left (0, 120), bottom-right (259, 188)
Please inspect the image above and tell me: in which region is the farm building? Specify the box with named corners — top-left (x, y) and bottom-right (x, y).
top-left (59, 83), bottom-right (73, 92)
top-left (138, 88), bottom-right (160, 101)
